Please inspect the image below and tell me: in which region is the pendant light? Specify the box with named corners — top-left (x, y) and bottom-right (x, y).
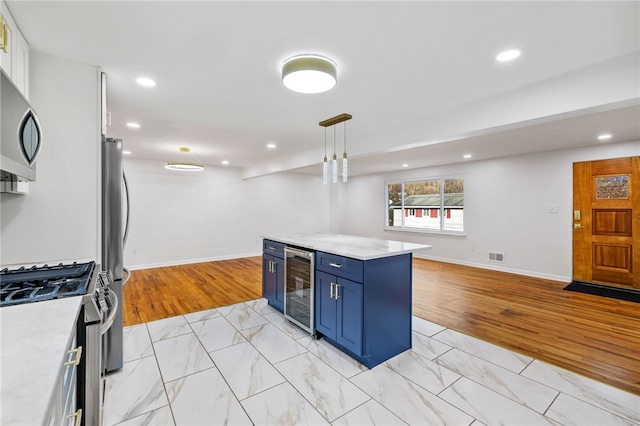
top-left (342, 121), bottom-right (348, 182)
top-left (323, 128), bottom-right (328, 184)
top-left (165, 147), bottom-right (204, 171)
top-left (319, 113), bottom-right (352, 183)
top-left (332, 125), bottom-right (338, 183)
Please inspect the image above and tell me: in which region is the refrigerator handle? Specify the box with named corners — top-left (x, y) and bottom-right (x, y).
top-left (122, 170), bottom-right (130, 248)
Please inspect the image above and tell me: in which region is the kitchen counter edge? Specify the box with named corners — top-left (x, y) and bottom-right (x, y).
top-left (260, 233), bottom-right (431, 260)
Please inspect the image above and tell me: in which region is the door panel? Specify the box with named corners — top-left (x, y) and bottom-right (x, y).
top-left (315, 271), bottom-right (337, 338)
top-left (573, 156), bottom-right (639, 289)
top-left (592, 209), bottom-right (632, 236)
top-left (336, 278), bottom-right (363, 356)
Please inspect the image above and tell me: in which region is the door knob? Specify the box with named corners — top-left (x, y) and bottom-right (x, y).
top-left (574, 223), bottom-right (582, 229)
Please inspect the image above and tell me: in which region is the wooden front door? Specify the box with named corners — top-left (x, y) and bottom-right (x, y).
top-left (573, 156), bottom-right (640, 289)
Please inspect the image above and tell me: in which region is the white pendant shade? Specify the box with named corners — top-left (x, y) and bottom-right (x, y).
top-left (282, 55), bottom-right (337, 94)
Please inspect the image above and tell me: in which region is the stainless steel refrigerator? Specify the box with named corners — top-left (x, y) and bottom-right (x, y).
top-left (101, 135), bottom-right (130, 373)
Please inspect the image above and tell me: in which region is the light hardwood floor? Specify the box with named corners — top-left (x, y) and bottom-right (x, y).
top-left (123, 257), bottom-right (639, 395)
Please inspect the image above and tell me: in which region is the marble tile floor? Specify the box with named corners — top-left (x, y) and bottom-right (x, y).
top-left (104, 298), bottom-right (640, 426)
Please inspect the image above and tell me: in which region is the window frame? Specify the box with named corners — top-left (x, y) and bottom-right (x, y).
top-left (385, 175), bottom-right (465, 235)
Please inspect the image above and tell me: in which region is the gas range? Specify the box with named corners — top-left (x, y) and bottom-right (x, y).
top-left (0, 261), bottom-right (96, 307)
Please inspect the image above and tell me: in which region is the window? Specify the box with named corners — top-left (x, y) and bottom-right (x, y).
top-left (386, 177), bottom-right (464, 233)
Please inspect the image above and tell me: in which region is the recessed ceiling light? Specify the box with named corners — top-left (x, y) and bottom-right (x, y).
top-left (221, 160), bottom-right (230, 165)
top-left (282, 54), bottom-right (337, 94)
top-left (267, 143), bottom-right (276, 149)
top-left (496, 48), bottom-right (522, 62)
top-left (126, 122), bottom-right (141, 128)
top-left (136, 77), bottom-right (156, 87)
top-left (402, 164), bottom-right (409, 168)
top-left (122, 150), bottom-right (131, 155)
top-left (597, 133), bottom-right (612, 141)
top-left (463, 154), bottom-right (472, 159)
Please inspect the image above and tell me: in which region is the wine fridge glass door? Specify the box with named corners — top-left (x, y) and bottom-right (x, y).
top-left (284, 248), bottom-right (314, 334)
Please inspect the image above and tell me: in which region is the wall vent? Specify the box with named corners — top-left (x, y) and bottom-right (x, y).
top-left (489, 252), bottom-right (504, 262)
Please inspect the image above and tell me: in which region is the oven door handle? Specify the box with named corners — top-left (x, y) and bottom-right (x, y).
top-left (100, 290), bottom-right (119, 336)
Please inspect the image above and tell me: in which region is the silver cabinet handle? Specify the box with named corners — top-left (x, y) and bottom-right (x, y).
top-left (329, 262), bottom-right (342, 269)
top-left (268, 246), bottom-right (276, 251)
top-left (335, 284), bottom-right (340, 300)
top-left (330, 282), bottom-right (335, 299)
top-left (272, 261), bottom-right (277, 272)
top-left (67, 409), bottom-right (82, 426)
top-left (64, 346), bottom-right (83, 366)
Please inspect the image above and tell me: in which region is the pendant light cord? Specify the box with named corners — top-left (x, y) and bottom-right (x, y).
top-left (324, 127), bottom-right (327, 157)
top-left (344, 122), bottom-right (347, 154)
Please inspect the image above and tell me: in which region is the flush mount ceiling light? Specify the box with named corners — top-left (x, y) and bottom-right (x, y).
top-left (496, 48), bottom-right (523, 62)
top-left (164, 147), bottom-right (204, 171)
top-left (597, 133), bottom-right (613, 141)
top-left (282, 55), bottom-right (337, 94)
top-left (126, 122), bottom-right (140, 128)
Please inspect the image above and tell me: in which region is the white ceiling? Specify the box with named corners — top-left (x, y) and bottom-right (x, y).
top-left (7, 1), bottom-right (640, 178)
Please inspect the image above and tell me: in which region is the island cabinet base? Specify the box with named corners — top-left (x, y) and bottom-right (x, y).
top-left (314, 251), bottom-right (412, 368)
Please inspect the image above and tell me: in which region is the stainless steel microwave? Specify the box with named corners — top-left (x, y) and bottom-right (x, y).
top-left (1, 69), bottom-right (42, 182)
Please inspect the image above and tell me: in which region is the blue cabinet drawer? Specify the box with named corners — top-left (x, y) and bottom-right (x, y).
top-left (316, 252), bottom-right (364, 283)
top-left (263, 240), bottom-right (285, 257)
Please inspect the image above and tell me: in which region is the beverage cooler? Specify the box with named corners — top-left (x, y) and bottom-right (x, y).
top-left (284, 247), bottom-right (314, 334)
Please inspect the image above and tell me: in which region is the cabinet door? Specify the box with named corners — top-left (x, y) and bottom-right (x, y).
top-left (273, 255), bottom-right (285, 311)
top-left (262, 254), bottom-right (276, 302)
top-left (336, 278), bottom-right (363, 355)
top-left (262, 254), bottom-right (284, 312)
top-left (0, 8), bottom-right (14, 78)
top-left (13, 29), bottom-right (28, 98)
top-left (315, 271), bottom-right (337, 339)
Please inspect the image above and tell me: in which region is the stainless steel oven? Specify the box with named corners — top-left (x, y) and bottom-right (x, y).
top-left (0, 261), bottom-right (118, 426)
top-left (284, 247), bottom-right (314, 334)
top-left (77, 269), bottom-right (117, 426)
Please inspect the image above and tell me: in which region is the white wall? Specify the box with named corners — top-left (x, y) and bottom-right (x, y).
top-left (122, 157), bottom-right (330, 269)
top-left (338, 141), bottom-right (640, 281)
top-left (0, 52), bottom-right (99, 266)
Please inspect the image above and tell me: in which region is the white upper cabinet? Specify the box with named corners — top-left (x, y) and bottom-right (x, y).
top-left (0, 1), bottom-right (29, 99)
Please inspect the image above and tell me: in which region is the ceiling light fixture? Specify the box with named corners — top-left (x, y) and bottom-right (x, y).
top-left (136, 77), bottom-right (157, 87)
top-left (402, 164), bottom-right (409, 168)
top-left (319, 113), bottom-right (352, 183)
top-left (496, 48), bottom-right (522, 62)
top-left (463, 154), bottom-right (472, 159)
top-left (282, 54), bottom-right (337, 94)
top-left (122, 150), bottom-right (132, 155)
top-left (164, 147), bottom-right (204, 171)
top-left (221, 160), bottom-right (230, 165)
top-left (126, 122), bottom-right (141, 128)
top-left (267, 143), bottom-right (276, 149)
top-left (597, 133), bottom-right (612, 141)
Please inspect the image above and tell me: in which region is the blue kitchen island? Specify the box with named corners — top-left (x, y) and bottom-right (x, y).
top-left (261, 233), bottom-right (431, 368)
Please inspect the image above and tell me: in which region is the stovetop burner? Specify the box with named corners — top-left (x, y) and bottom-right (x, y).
top-left (0, 261), bottom-right (96, 307)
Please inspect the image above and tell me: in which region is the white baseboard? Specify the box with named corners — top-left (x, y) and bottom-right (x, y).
top-left (413, 253), bottom-right (571, 283)
top-left (126, 252), bottom-right (262, 271)
top-left (127, 251), bottom-right (570, 283)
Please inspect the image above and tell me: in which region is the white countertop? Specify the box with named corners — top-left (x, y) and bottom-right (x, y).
top-left (1, 296), bottom-right (83, 425)
top-left (261, 233), bottom-right (431, 260)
